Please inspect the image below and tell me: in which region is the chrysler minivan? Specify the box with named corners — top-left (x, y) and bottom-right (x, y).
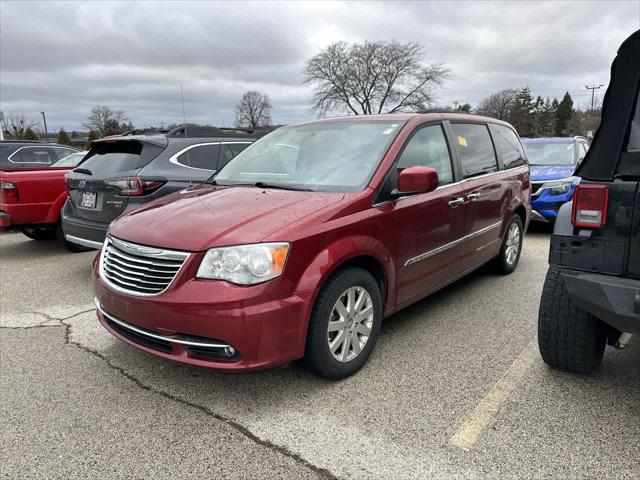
top-left (93, 113), bottom-right (530, 379)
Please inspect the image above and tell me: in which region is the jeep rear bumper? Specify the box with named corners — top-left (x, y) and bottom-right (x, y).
top-left (560, 269), bottom-right (640, 334)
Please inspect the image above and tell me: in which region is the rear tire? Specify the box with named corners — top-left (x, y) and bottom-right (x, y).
top-left (56, 221), bottom-right (92, 253)
top-left (304, 268), bottom-right (382, 380)
top-left (538, 267), bottom-right (607, 374)
top-left (21, 226), bottom-right (56, 241)
top-left (492, 215), bottom-right (523, 274)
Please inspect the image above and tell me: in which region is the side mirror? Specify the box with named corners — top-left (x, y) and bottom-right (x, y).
top-left (397, 166), bottom-right (439, 195)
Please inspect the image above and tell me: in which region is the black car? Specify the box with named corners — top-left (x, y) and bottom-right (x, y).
top-left (538, 29), bottom-right (640, 373)
top-left (0, 141), bottom-right (78, 169)
top-left (61, 127), bottom-right (259, 251)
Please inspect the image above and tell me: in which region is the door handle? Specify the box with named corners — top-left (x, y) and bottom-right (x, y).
top-left (448, 197), bottom-right (465, 208)
top-left (467, 192), bottom-right (481, 202)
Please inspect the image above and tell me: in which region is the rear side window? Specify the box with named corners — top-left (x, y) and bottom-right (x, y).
top-left (80, 141), bottom-right (145, 174)
top-left (451, 123), bottom-right (498, 178)
top-left (219, 143), bottom-right (251, 169)
top-left (627, 92), bottom-right (640, 151)
top-left (13, 147), bottom-right (54, 164)
top-left (396, 125), bottom-right (454, 184)
top-left (490, 125), bottom-right (526, 169)
top-left (176, 144), bottom-right (220, 170)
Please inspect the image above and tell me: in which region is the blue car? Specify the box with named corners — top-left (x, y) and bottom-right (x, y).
top-left (521, 137), bottom-right (590, 223)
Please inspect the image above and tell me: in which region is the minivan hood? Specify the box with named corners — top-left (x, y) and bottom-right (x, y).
top-left (530, 165), bottom-right (576, 182)
top-left (109, 184), bottom-right (345, 251)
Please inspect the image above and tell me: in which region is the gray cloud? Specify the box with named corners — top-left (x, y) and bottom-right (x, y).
top-left (1, 0), bottom-right (638, 132)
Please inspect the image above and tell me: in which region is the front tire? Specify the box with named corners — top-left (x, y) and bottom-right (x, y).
top-left (538, 267), bottom-right (607, 374)
top-left (304, 268), bottom-right (382, 380)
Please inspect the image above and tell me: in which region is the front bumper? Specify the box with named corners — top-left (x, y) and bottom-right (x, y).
top-left (530, 186), bottom-right (576, 222)
top-left (561, 269), bottom-right (640, 334)
top-left (93, 256), bottom-right (313, 371)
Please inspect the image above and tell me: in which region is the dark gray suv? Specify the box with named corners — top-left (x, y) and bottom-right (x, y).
top-left (61, 128), bottom-right (258, 251)
top-left (0, 141), bottom-right (78, 169)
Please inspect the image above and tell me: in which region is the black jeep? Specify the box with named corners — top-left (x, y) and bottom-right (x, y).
top-left (538, 29), bottom-right (640, 373)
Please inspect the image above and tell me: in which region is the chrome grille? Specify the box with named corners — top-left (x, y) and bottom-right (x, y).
top-left (100, 236), bottom-right (189, 296)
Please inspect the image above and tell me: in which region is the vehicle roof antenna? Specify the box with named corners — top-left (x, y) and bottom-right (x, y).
top-left (180, 85), bottom-right (193, 184)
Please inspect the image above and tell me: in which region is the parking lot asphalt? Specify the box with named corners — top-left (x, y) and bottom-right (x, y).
top-left (1, 228), bottom-right (638, 479)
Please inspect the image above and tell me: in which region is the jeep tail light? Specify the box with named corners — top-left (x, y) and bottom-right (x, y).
top-left (105, 177), bottom-right (166, 196)
top-left (0, 182), bottom-right (19, 203)
top-left (572, 184), bottom-right (608, 228)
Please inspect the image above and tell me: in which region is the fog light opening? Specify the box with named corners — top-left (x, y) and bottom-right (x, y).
top-left (224, 346), bottom-right (236, 357)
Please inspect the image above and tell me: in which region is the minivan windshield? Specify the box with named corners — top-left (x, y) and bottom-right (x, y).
top-left (524, 142), bottom-right (575, 166)
top-left (214, 120), bottom-right (404, 192)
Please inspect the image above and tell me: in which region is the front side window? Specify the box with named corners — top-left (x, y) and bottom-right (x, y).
top-left (176, 144), bottom-right (220, 170)
top-left (523, 141), bottom-right (575, 166)
top-left (14, 147), bottom-right (54, 164)
top-left (451, 123), bottom-right (498, 178)
top-left (215, 121), bottom-right (404, 192)
top-left (491, 125), bottom-right (526, 169)
top-left (396, 124), bottom-right (453, 184)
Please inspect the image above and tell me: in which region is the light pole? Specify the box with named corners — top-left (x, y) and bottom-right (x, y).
top-left (40, 111), bottom-right (49, 140)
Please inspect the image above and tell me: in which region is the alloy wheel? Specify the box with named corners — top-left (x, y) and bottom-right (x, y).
top-left (327, 286), bottom-right (374, 363)
top-left (505, 222), bottom-right (521, 266)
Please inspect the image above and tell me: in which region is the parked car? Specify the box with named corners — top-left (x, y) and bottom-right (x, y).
top-left (51, 150), bottom-right (88, 168)
top-left (0, 155), bottom-right (84, 244)
top-left (93, 113), bottom-right (531, 379)
top-left (61, 128), bottom-right (257, 251)
top-left (538, 29), bottom-right (640, 374)
top-left (0, 141), bottom-right (78, 170)
top-left (522, 136), bottom-right (590, 223)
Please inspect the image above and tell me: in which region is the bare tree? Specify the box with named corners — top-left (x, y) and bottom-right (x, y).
top-left (477, 89), bottom-right (519, 120)
top-left (235, 91), bottom-right (272, 128)
top-left (303, 40), bottom-right (450, 115)
top-left (2, 111), bottom-right (40, 139)
top-left (84, 105), bottom-right (129, 136)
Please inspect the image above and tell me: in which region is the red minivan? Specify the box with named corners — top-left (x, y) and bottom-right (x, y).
top-left (93, 113), bottom-right (530, 379)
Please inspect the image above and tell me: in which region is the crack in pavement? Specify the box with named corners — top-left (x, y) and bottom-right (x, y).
top-left (1, 308), bottom-right (338, 479)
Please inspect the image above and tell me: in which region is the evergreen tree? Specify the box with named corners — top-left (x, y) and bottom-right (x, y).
top-left (455, 103), bottom-right (473, 113)
top-left (509, 87), bottom-right (535, 136)
top-left (24, 128), bottom-right (39, 140)
top-left (554, 92), bottom-right (574, 136)
top-left (57, 128), bottom-right (71, 145)
top-left (87, 130), bottom-right (99, 142)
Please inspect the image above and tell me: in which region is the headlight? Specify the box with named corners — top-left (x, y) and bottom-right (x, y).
top-left (541, 177), bottom-right (578, 195)
top-left (196, 243), bottom-right (290, 285)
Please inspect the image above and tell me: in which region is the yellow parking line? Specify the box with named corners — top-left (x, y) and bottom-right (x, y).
top-left (450, 338), bottom-right (538, 451)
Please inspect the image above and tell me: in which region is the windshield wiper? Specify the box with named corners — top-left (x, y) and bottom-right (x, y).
top-left (73, 167), bottom-right (92, 176)
top-left (215, 181), bottom-right (312, 192)
top-left (251, 182), bottom-right (312, 191)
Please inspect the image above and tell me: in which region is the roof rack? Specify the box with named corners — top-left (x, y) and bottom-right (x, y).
top-left (165, 124), bottom-right (274, 138)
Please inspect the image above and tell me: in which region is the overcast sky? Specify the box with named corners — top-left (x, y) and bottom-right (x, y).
top-left (1, 0), bottom-right (639, 132)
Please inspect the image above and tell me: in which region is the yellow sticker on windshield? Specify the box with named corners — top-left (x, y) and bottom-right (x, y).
top-left (458, 136), bottom-right (468, 147)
